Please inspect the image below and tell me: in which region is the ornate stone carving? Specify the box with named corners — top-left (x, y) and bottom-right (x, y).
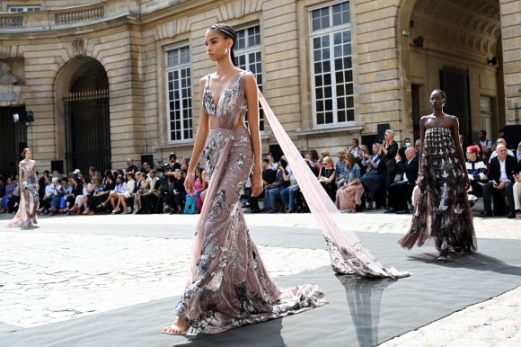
top-left (72, 39), bottom-right (86, 57)
top-left (0, 62), bottom-right (18, 85)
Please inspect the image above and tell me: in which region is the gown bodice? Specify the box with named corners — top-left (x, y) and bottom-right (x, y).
top-left (202, 71), bottom-right (248, 130)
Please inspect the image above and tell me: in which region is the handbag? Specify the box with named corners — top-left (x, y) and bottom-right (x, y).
top-left (184, 195), bottom-right (197, 214)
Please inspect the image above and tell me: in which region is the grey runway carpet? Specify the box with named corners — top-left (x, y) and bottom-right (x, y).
top-left (2, 231), bottom-right (521, 347)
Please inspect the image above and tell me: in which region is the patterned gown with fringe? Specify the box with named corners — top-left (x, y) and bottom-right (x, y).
top-left (399, 127), bottom-right (477, 251)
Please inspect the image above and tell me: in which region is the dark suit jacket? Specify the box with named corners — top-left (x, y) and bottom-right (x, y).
top-left (396, 155), bottom-right (419, 190)
top-left (488, 156), bottom-right (519, 183)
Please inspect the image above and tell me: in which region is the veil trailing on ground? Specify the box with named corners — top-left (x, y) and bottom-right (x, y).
top-left (259, 92), bottom-right (411, 278)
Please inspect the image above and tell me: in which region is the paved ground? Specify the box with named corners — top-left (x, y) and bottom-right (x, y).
top-left (1, 201), bottom-right (520, 346)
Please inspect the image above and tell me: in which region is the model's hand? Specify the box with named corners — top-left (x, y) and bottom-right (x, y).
top-left (463, 174), bottom-right (470, 191)
top-left (184, 172), bottom-right (196, 195)
top-left (251, 173), bottom-right (263, 197)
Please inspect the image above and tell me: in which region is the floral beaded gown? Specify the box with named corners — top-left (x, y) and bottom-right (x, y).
top-left (175, 71), bottom-right (326, 337)
top-left (9, 160), bottom-right (39, 228)
top-left (399, 127), bottom-right (477, 251)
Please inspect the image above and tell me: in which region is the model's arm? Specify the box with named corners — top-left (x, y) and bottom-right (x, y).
top-left (19, 166), bottom-right (24, 191)
top-left (418, 117), bottom-right (426, 177)
top-left (451, 117), bottom-right (469, 189)
top-left (185, 78), bottom-right (211, 195)
top-left (244, 72), bottom-right (263, 197)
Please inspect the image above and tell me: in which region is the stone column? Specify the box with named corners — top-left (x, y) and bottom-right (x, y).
top-left (500, 0), bottom-right (521, 125)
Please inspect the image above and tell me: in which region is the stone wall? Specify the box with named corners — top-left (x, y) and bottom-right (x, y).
top-left (500, 0), bottom-right (521, 125)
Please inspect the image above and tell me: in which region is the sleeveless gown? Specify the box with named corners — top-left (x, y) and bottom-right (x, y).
top-left (9, 160), bottom-right (39, 228)
top-left (175, 71), bottom-right (326, 337)
top-left (398, 127), bottom-right (477, 251)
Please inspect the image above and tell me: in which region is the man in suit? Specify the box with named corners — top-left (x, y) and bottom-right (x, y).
top-left (385, 147), bottom-right (419, 214)
top-left (481, 144), bottom-right (519, 218)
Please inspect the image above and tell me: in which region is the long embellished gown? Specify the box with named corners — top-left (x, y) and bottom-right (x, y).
top-left (174, 71), bottom-right (326, 337)
top-left (9, 160), bottom-right (39, 228)
top-left (399, 127), bottom-right (477, 251)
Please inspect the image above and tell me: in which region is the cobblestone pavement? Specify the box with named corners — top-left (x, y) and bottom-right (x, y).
top-left (1, 207), bottom-right (520, 346)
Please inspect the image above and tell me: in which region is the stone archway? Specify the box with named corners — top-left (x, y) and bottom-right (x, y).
top-left (396, 0), bottom-right (503, 143)
top-left (54, 57), bottom-right (111, 173)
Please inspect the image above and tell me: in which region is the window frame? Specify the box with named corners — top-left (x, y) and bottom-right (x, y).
top-left (164, 43), bottom-right (193, 144)
top-left (308, 1), bottom-right (354, 128)
top-left (8, 6), bottom-right (41, 12)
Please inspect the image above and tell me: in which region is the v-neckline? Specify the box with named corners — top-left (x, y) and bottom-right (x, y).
top-left (206, 72), bottom-right (242, 111)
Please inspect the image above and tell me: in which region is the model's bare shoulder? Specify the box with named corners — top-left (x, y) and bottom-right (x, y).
top-left (200, 75), bottom-right (210, 86)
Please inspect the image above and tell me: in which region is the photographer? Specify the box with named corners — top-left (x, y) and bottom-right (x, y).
top-left (380, 129), bottom-right (398, 208)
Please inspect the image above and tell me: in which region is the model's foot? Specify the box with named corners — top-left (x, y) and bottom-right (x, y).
top-left (162, 317), bottom-right (189, 335)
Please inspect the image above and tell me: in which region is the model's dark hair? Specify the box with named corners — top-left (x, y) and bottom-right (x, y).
top-left (433, 89), bottom-right (446, 100)
top-left (308, 149), bottom-right (319, 161)
top-left (209, 23), bottom-right (237, 67)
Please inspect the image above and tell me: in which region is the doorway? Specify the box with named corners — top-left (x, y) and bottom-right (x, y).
top-left (0, 106), bottom-right (27, 177)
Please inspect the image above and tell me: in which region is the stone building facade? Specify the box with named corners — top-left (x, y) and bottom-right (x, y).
top-left (0, 0), bottom-right (519, 175)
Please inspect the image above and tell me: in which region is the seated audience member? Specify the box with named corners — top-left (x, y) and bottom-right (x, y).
top-left (133, 173), bottom-right (149, 214)
top-left (142, 170), bottom-right (161, 214)
top-left (490, 138), bottom-right (515, 160)
top-left (307, 150), bottom-right (320, 173)
top-left (513, 172), bottom-right (521, 219)
top-left (398, 137), bottom-right (412, 162)
top-left (267, 152), bottom-right (278, 171)
top-left (478, 129), bottom-right (493, 165)
top-left (101, 169), bottom-right (112, 186)
top-left (90, 175), bottom-right (113, 214)
top-left (465, 145), bottom-right (488, 197)
top-left (65, 177), bottom-right (83, 214)
top-left (191, 168), bottom-right (207, 212)
top-left (99, 175), bottom-right (126, 212)
top-left (0, 177), bottom-right (17, 213)
top-left (163, 153), bottom-right (181, 213)
top-left (335, 153), bottom-right (364, 212)
top-left (361, 143), bottom-right (383, 209)
top-left (113, 173), bottom-right (135, 214)
top-left (293, 159), bottom-right (317, 213)
top-left (264, 159), bottom-right (286, 213)
top-left (280, 165), bottom-right (299, 213)
top-left (59, 177), bottom-right (71, 214)
top-left (335, 148), bottom-right (347, 189)
top-left (481, 144), bottom-right (519, 218)
top-left (126, 158), bottom-right (139, 174)
top-left (38, 170), bottom-right (50, 204)
top-left (80, 176), bottom-right (95, 214)
top-left (350, 138), bottom-right (360, 159)
top-left (38, 176), bottom-right (55, 214)
top-left (358, 145), bottom-right (370, 177)
top-left (385, 147), bottom-right (418, 214)
top-left (415, 139), bottom-right (421, 154)
top-left (318, 156), bottom-right (336, 202)
top-left (49, 177), bottom-right (65, 216)
top-left (319, 149), bottom-right (330, 168)
top-left (248, 159), bottom-right (275, 213)
top-left (171, 169), bottom-right (186, 214)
